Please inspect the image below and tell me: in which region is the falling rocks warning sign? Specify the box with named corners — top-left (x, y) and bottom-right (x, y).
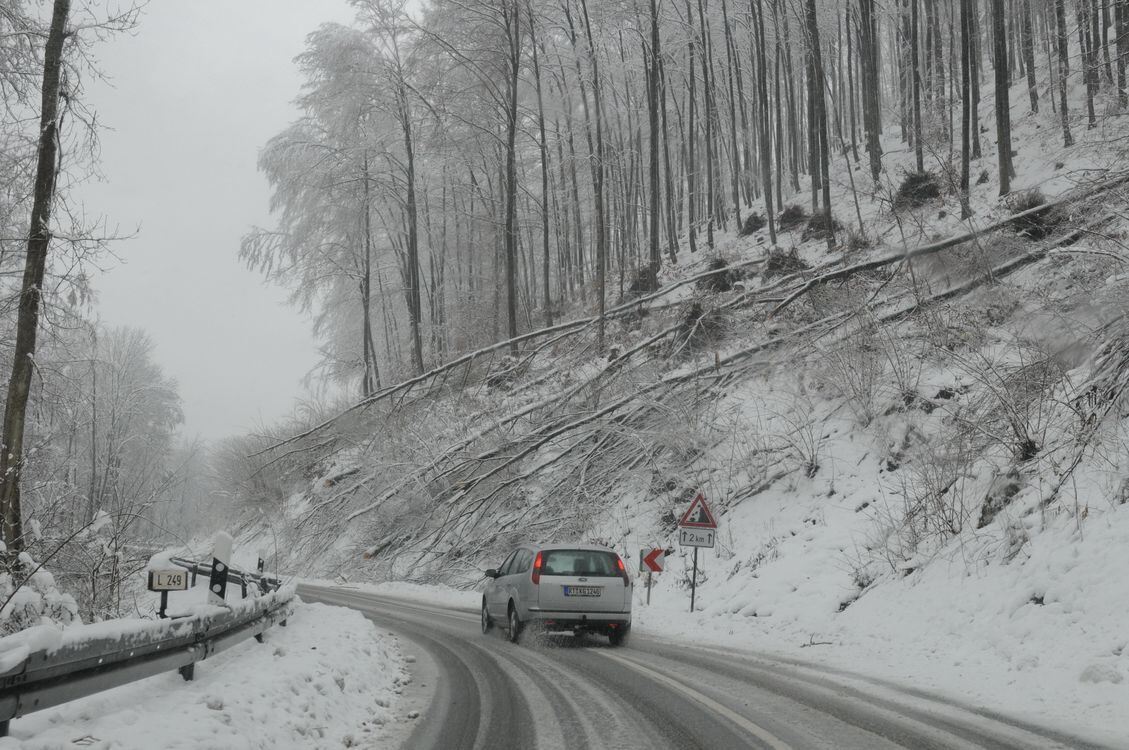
top-left (678, 493), bottom-right (717, 529)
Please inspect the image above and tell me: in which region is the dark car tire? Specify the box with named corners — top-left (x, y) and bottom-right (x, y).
top-left (608, 626), bottom-right (629, 647)
top-left (507, 604), bottom-right (523, 644)
top-left (481, 600), bottom-right (493, 634)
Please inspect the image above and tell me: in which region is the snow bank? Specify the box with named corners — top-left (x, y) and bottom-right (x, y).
top-left (0, 600), bottom-right (408, 749)
top-left (630, 458), bottom-right (1129, 745)
top-left (304, 577), bottom-right (479, 611)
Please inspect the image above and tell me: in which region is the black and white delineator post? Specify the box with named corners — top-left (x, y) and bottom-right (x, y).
top-left (209, 532), bottom-right (234, 606)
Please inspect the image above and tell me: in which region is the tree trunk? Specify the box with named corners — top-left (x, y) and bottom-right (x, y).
top-left (361, 154), bottom-right (381, 396)
top-left (960, 0), bottom-right (973, 218)
top-left (686, 0), bottom-right (699, 254)
top-left (659, 54), bottom-right (679, 263)
top-left (648, 0), bottom-right (662, 273)
top-left (696, 0), bottom-right (717, 249)
top-left (1056, 0), bottom-right (1075, 146)
top-left (911, 0), bottom-right (924, 171)
top-left (578, 0), bottom-right (608, 353)
top-left (992, 0), bottom-right (1014, 194)
top-left (1080, 0), bottom-right (1098, 129)
top-left (970, 0), bottom-right (981, 161)
top-left (1021, 0), bottom-right (1039, 113)
top-left (503, 1), bottom-right (522, 350)
top-left (1117, 0), bottom-right (1128, 108)
top-left (859, 0), bottom-right (883, 181)
top-left (0, 0), bottom-right (71, 560)
top-left (399, 83), bottom-right (424, 373)
top-left (805, 0), bottom-right (835, 250)
top-left (720, 0), bottom-right (743, 230)
top-left (528, 4), bottom-right (553, 328)
top-left (751, 0), bottom-right (777, 244)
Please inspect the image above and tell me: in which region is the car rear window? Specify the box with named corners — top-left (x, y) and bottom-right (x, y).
top-left (540, 549), bottom-right (620, 577)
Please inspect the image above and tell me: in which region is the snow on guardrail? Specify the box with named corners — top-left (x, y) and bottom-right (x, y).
top-left (0, 561), bottom-right (294, 737)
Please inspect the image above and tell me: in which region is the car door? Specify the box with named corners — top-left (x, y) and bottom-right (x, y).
top-left (507, 549), bottom-right (533, 615)
top-left (488, 550), bottom-right (517, 618)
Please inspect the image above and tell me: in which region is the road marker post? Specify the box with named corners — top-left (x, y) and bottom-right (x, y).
top-left (639, 547), bottom-right (667, 605)
top-left (209, 532), bottom-right (233, 606)
top-left (147, 569), bottom-right (189, 619)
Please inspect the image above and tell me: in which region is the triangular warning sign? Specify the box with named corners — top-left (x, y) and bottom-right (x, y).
top-left (678, 492), bottom-right (717, 529)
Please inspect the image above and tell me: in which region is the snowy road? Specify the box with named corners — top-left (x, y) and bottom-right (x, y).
top-left (299, 584), bottom-right (1107, 750)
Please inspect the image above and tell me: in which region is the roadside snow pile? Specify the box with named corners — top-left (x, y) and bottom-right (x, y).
top-left (305, 578), bottom-right (481, 611)
top-left (1, 600), bottom-right (408, 749)
top-left (626, 359), bottom-right (1129, 745)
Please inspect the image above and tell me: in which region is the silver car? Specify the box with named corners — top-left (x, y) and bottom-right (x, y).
top-left (481, 543), bottom-right (633, 645)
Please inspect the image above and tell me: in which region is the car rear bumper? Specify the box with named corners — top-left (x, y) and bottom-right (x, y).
top-left (526, 609), bottom-right (632, 629)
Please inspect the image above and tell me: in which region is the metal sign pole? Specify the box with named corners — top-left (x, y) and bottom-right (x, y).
top-left (158, 590), bottom-right (168, 619)
top-left (690, 547), bottom-right (698, 612)
top-left (646, 571), bottom-right (652, 605)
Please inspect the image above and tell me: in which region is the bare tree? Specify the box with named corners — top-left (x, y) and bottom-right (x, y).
top-left (0, 0), bottom-right (70, 561)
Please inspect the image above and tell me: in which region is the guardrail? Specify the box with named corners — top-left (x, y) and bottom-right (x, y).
top-left (167, 556), bottom-right (283, 598)
top-left (0, 561), bottom-right (294, 737)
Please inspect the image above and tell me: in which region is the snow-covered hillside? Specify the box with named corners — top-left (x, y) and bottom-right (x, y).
top-left (235, 58), bottom-right (1129, 743)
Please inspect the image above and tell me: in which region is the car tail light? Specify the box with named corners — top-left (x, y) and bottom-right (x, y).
top-left (532, 550), bottom-right (543, 585)
top-left (616, 555), bottom-right (630, 586)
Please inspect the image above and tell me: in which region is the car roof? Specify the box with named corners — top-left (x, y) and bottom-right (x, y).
top-left (530, 543), bottom-right (617, 553)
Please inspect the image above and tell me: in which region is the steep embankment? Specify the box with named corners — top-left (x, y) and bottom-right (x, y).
top-left (248, 77), bottom-right (1129, 742)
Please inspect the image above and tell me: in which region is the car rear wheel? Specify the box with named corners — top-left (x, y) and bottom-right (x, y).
top-left (481, 600), bottom-right (493, 634)
top-left (507, 604), bottom-right (522, 644)
top-left (608, 627), bottom-right (628, 647)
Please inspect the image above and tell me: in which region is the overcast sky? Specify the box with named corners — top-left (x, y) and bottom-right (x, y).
top-left (78, 1), bottom-right (355, 441)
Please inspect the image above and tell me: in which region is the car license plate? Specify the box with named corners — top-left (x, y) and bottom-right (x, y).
top-left (563, 585), bottom-right (602, 597)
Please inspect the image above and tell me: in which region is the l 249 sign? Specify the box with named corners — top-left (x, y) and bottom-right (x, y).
top-left (678, 526), bottom-right (715, 548)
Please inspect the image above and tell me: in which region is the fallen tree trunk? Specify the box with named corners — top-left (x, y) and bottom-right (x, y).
top-left (258, 255), bottom-right (768, 456)
top-left (770, 173), bottom-right (1129, 317)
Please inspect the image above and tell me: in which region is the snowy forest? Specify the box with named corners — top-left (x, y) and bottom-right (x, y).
top-left (242, 0), bottom-right (1109, 388)
top-left (0, 3), bottom-right (213, 628)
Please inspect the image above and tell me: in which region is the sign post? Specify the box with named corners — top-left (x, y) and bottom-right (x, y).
top-left (690, 548), bottom-right (698, 611)
top-left (147, 569), bottom-right (189, 618)
top-left (677, 493), bottom-right (718, 613)
top-left (639, 547), bottom-right (669, 605)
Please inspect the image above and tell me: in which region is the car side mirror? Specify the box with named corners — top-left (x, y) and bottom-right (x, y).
top-left (484, 568), bottom-right (499, 579)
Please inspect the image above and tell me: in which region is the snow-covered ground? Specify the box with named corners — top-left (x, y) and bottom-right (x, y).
top-left (0, 598), bottom-right (408, 750)
top-left (305, 578), bottom-right (479, 613)
top-left (311, 539), bottom-right (1129, 748)
top-left (628, 500), bottom-right (1129, 747)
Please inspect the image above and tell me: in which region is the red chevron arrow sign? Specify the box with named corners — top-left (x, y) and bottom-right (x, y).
top-left (641, 548), bottom-right (665, 573)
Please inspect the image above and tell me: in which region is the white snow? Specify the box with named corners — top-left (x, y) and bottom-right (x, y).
top-left (303, 578), bottom-right (480, 612)
top-left (0, 599), bottom-right (408, 749)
